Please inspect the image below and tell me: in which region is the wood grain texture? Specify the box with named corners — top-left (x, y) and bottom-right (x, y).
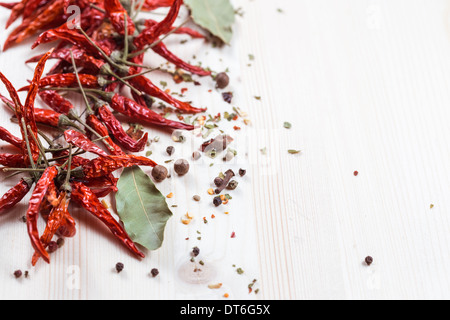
top-left (1, 0), bottom-right (450, 300)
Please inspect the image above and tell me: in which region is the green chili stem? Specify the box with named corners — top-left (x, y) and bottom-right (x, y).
top-left (27, 125), bottom-right (49, 167)
top-left (123, 13), bottom-right (129, 62)
top-left (20, 118), bottom-right (37, 175)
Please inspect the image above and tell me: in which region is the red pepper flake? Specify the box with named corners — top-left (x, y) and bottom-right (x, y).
top-left (233, 126), bottom-right (241, 131)
top-left (354, 171), bottom-right (359, 176)
top-left (208, 89), bottom-right (212, 93)
top-left (178, 115), bottom-right (184, 121)
top-left (181, 88), bottom-right (188, 94)
top-left (232, 115), bottom-right (239, 121)
top-left (211, 214), bottom-right (215, 219)
top-left (165, 88), bottom-right (171, 94)
top-left (231, 232), bottom-right (236, 238)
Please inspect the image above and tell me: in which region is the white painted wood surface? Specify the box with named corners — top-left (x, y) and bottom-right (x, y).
top-left (1, 0), bottom-right (450, 300)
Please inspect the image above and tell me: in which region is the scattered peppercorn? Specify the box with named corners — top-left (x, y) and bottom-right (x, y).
top-left (47, 241), bottom-right (58, 253)
top-left (56, 238), bottom-right (65, 248)
top-left (13, 270), bottom-right (22, 278)
top-left (24, 271), bottom-right (29, 278)
top-left (174, 159), bottom-right (190, 176)
top-left (192, 151), bottom-right (201, 160)
top-left (115, 262), bottom-right (124, 273)
top-left (166, 146), bottom-right (175, 156)
top-left (222, 92), bottom-right (233, 104)
top-left (213, 196), bottom-right (222, 207)
top-left (365, 256), bottom-right (373, 266)
top-left (192, 246), bottom-right (200, 257)
top-left (215, 72), bottom-right (230, 89)
top-left (193, 195), bottom-right (201, 202)
top-left (150, 268), bottom-right (159, 277)
top-left (152, 165), bottom-right (168, 182)
top-left (354, 171), bottom-right (359, 176)
top-left (239, 169), bottom-right (247, 177)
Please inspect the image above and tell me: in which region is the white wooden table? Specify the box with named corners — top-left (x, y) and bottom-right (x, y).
top-left (1, 0), bottom-right (450, 300)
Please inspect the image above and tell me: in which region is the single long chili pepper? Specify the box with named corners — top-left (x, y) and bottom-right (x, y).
top-left (0, 154), bottom-right (26, 167)
top-left (27, 48), bottom-right (106, 72)
top-left (24, 49), bottom-right (54, 145)
top-left (39, 90), bottom-right (74, 115)
top-left (82, 155), bottom-right (158, 179)
top-left (134, 0), bottom-right (182, 49)
top-left (140, 0), bottom-right (175, 11)
top-left (86, 114), bottom-right (124, 155)
top-left (143, 20), bottom-right (205, 39)
top-left (109, 93), bottom-right (196, 130)
top-left (64, 129), bottom-right (109, 157)
top-left (127, 74), bottom-right (206, 114)
top-left (32, 25), bottom-right (113, 57)
top-left (33, 108), bottom-right (82, 130)
top-left (0, 126), bottom-right (23, 149)
top-left (152, 41), bottom-right (212, 76)
top-left (0, 178), bottom-right (32, 216)
top-left (23, 0), bottom-right (51, 19)
top-left (57, 209), bottom-right (77, 238)
top-left (97, 105), bottom-right (149, 152)
top-left (83, 174), bottom-right (118, 198)
top-left (32, 192), bottom-right (68, 266)
top-left (27, 166), bottom-right (59, 264)
top-left (104, 0), bottom-right (136, 36)
top-left (71, 181), bottom-right (145, 259)
top-left (19, 74), bottom-right (101, 91)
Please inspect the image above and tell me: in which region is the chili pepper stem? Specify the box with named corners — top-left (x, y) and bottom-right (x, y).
top-left (27, 125), bottom-right (49, 167)
top-left (21, 118), bottom-right (37, 175)
top-left (89, 3), bottom-right (106, 14)
top-left (123, 13), bottom-right (129, 62)
top-left (62, 145), bottom-right (73, 191)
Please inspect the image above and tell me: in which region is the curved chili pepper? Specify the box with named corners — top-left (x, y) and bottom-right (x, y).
top-left (134, 0), bottom-right (182, 49)
top-left (27, 166), bottom-right (59, 264)
top-left (127, 75), bottom-right (206, 114)
top-left (86, 114), bottom-right (124, 155)
top-left (109, 93), bottom-right (195, 130)
top-left (34, 108), bottom-right (80, 129)
top-left (144, 20), bottom-right (205, 39)
top-left (71, 181), bottom-right (145, 259)
top-left (0, 2), bottom-right (20, 10)
top-left (57, 209), bottom-right (77, 238)
top-left (32, 192), bottom-right (69, 266)
top-left (83, 174), bottom-right (118, 198)
top-left (104, 0), bottom-right (136, 36)
top-left (82, 155), bottom-right (157, 179)
top-left (64, 129), bottom-right (109, 157)
top-left (39, 90), bottom-right (74, 115)
top-left (140, 0), bottom-right (175, 11)
top-left (97, 105), bottom-right (149, 152)
top-left (19, 74), bottom-right (101, 91)
top-left (0, 126), bottom-right (23, 149)
top-left (0, 178), bottom-right (32, 216)
top-left (23, 0), bottom-right (51, 19)
top-left (152, 42), bottom-right (211, 76)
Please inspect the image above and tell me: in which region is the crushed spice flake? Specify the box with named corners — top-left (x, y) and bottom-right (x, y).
top-left (208, 283), bottom-right (223, 289)
top-left (166, 193), bottom-right (174, 199)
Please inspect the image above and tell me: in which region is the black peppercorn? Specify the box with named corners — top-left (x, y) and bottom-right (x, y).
top-left (213, 196), bottom-right (222, 207)
top-left (215, 72), bottom-right (230, 89)
top-left (365, 256), bottom-right (373, 266)
top-left (150, 268), bottom-right (159, 277)
top-left (192, 246), bottom-right (200, 257)
top-left (166, 146), bottom-right (175, 156)
top-left (47, 241), bottom-right (58, 253)
top-left (152, 165), bottom-right (168, 182)
top-left (174, 159), bottom-right (190, 176)
top-left (13, 270), bottom-right (22, 278)
top-left (115, 262), bottom-right (124, 273)
top-left (239, 169), bottom-right (246, 177)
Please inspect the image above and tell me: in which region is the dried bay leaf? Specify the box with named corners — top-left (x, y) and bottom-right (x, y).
top-left (184, 0), bottom-right (235, 44)
top-left (116, 166), bottom-right (172, 250)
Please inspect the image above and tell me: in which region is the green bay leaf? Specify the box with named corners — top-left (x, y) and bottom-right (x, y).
top-left (116, 166), bottom-right (173, 251)
top-left (184, 0), bottom-right (235, 44)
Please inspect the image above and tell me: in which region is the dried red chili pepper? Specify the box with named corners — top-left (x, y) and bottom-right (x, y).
top-left (31, 192), bottom-right (69, 266)
top-left (64, 129), bottom-right (109, 157)
top-left (127, 75), bottom-right (206, 114)
top-left (0, 126), bottom-right (23, 149)
top-left (86, 114), bottom-right (124, 156)
top-left (27, 166), bottom-right (59, 264)
top-left (3, 0), bottom-right (25, 29)
top-left (57, 210), bottom-right (77, 238)
top-left (144, 20), bottom-right (205, 39)
top-left (134, 0), bottom-right (182, 49)
top-left (152, 42), bottom-right (211, 76)
top-left (0, 178), bottom-right (32, 215)
top-left (34, 108), bottom-right (81, 129)
top-left (109, 93), bottom-right (195, 130)
top-left (82, 174), bottom-right (118, 198)
top-left (23, 0), bottom-right (51, 19)
top-left (140, 0), bottom-right (175, 11)
top-left (19, 74), bottom-right (101, 91)
top-left (39, 90), bottom-right (74, 115)
top-left (71, 181), bottom-right (145, 259)
top-left (82, 155), bottom-right (158, 179)
top-left (0, 2), bottom-right (20, 11)
top-left (104, 0), bottom-right (136, 35)
top-left (0, 154), bottom-right (26, 168)
top-left (97, 104), bottom-right (149, 152)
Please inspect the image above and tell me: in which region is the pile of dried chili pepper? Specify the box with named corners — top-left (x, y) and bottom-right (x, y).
top-left (0, 0), bottom-right (216, 265)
